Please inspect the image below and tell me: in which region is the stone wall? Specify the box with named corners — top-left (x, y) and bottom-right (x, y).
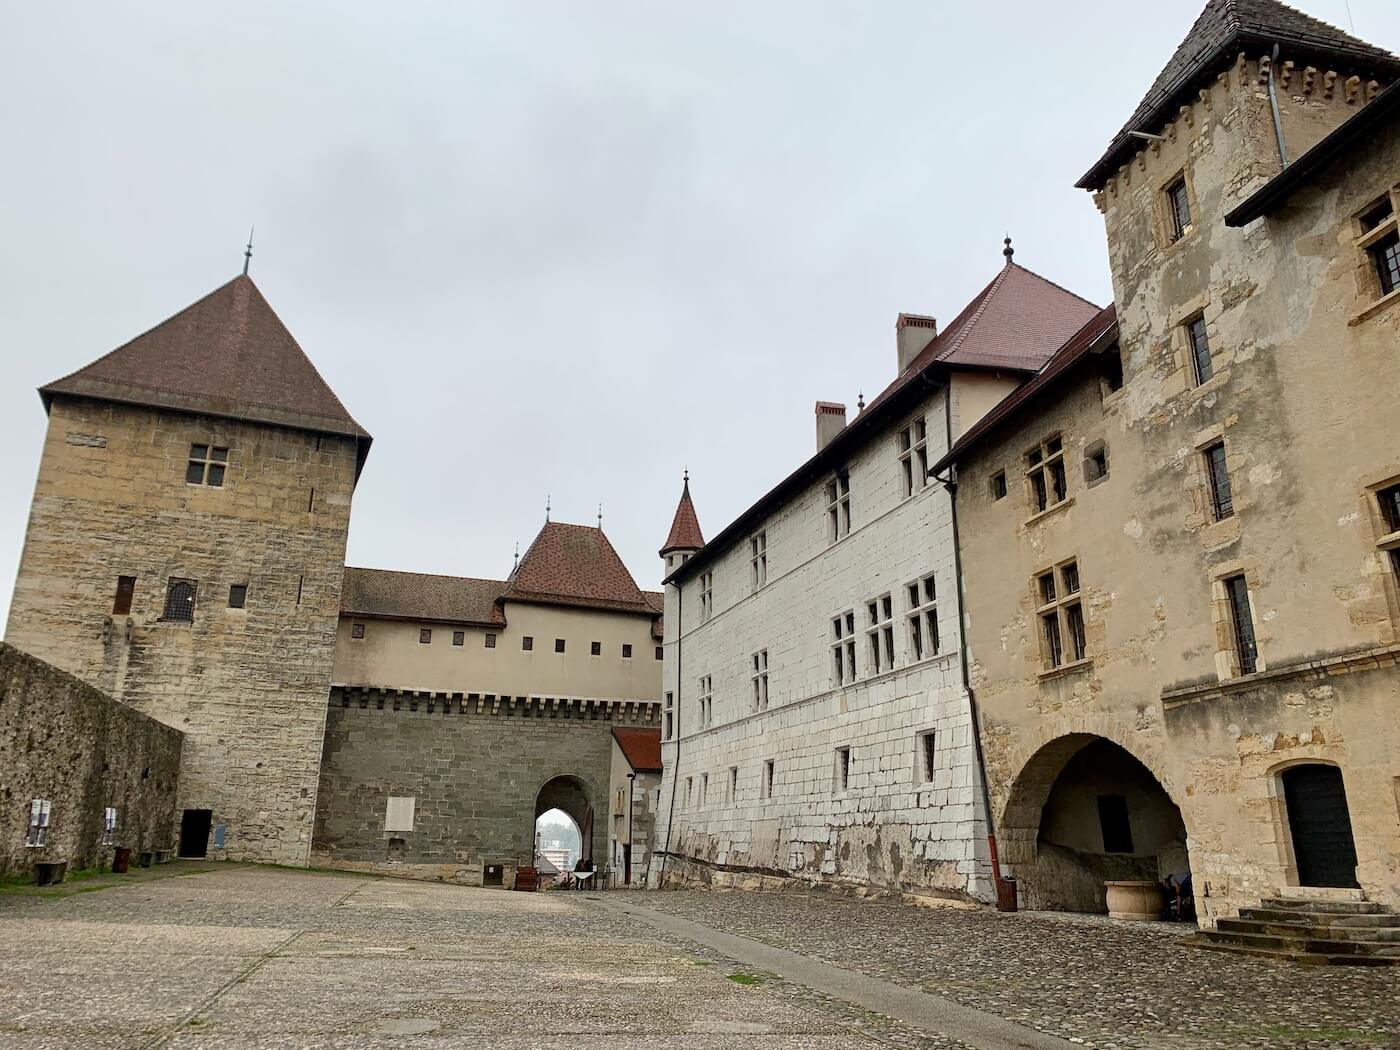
top-left (0, 643), bottom-right (181, 878)
top-left (312, 689), bottom-right (659, 886)
top-left (5, 398), bottom-right (356, 865)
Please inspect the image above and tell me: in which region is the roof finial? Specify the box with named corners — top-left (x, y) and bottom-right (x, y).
top-left (545, 494), bottom-right (551, 523)
top-left (512, 541), bottom-right (520, 572)
top-left (683, 467), bottom-right (690, 486)
top-left (243, 226), bottom-right (254, 276)
top-left (1003, 234), bottom-right (1014, 262)
top-left (597, 502), bottom-right (603, 529)
top-left (857, 391), bottom-right (866, 411)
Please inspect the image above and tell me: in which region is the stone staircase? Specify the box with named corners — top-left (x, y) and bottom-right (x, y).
top-left (1189, 889), bottom-right (1400, 966)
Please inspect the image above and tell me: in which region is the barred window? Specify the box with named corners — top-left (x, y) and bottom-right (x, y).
top-left (1187, 316), bottom-right (1213, 385)
top-left (186, 444), bottom-right (228, 487)
top-left (162, 579), bottom-right (197, 622)
top-left (1205, 442), bottom-right (1233, 520)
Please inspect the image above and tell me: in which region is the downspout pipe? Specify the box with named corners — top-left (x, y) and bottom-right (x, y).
top-left (1266, 42), bottom-right (1289, 171)
top-left (657, 578), bottom-right (682, 886)
top-left (932, 380), bottom-right (1008, 905)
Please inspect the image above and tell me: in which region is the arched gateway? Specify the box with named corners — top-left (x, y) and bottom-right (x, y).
top-left (535, 775), bottom-right (595, 866)
top-left (1000, 734), bottom-right (1190, 914)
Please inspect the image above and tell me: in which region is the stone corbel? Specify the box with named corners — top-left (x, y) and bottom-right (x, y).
top-left (1234, 52), bottom-right (1248, 87)
top-left (1179, 104), bottom-right (1193, 128)
top-left (1280, 61), bottom-right (1294, 90)
top-left (1136, 150), bottom-right (1146, 172)
top-left (1092, 189), bottom-right (1107, 213)
top-left (1368, 80), bottom-right (1382, 102)
top-left (1257, 54), bottom-right (1271, 85)
top-left (1323, 70), bottom-right (1337, 99)
top-left (1199, 87), bottom-right (1213, 111)
top-left (1302, 67), bottom-right (1317, 94)
top-left (1345, 75), bottom-right (1361, 103)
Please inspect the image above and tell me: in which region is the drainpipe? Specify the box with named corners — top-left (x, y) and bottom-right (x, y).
top-left (625, 771), bottom-right (636, 886)
top-left (932, 381), bottom-right (1008, 905)
top-left (657, 579), bottom-right (682, 886)
top-left (1266, 42), bottom-right (1289, 171)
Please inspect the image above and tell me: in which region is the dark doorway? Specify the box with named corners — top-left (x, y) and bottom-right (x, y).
top-left (1282, 765), bottom-right (1359, 889)
top-left (179, 809), bottom-right (212, 858)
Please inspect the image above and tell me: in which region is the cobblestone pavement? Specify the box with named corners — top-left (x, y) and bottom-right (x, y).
top-left (0, 865), bottom-right (948, 1049)
top-left (634, 889), bottom-right (1400, 1050)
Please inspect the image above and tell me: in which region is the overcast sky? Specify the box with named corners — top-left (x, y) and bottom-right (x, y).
top-left (2, 1), bottom-right (1396, 629)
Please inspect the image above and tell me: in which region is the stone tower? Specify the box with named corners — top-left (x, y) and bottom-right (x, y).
top-left (658, 473), bottom-right (705, 576)
top-left (6, 274), bottom-right (371, 865)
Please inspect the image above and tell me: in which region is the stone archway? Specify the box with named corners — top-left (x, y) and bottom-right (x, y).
top-left (534, 775), bottom-right (595, 865)
top-left (1001, 734), bottom-right (1189, 914)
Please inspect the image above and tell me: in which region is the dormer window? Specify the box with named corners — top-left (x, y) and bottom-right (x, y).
top-left (1166, 176), bottom-right (1192, 242)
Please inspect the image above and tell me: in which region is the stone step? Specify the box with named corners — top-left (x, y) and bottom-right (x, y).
top-left (1274, 886), bottom-right (1366, 903)
top-left (1200, 928), bottom-right (1400, 959)
top-left (1216, 917), bottom-right (1400, 942)
top-left (1188, 935), bottom-right (1400, 967)
top-left (1239, 906), bottom-right (1399, 927)
top-left (1258, 897), bottom-right (1385, 915)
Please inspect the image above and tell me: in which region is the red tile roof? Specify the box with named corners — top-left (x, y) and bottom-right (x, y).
top-left (341, 567), bottom-right (506, 625)
top-left (612, 727), bottom-right (663, 773)
top-left (660, 478), bottom-right (705, 554)
top-left (41, 276), bottom-right (371, 450)
top-left (506, 521), bottom-right (655, 615)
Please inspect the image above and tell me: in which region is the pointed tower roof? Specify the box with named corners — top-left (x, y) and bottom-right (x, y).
top-left (41, 274), bottom-right (371, 448)
top-left (660, 476), bottom-right (705, 556)
top-left (1078, 0), bottom-right (1400, 189)
top-left (504, 520), bottom-right (654, 615)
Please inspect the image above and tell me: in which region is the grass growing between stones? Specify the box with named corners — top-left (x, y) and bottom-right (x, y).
top-left (726, 971), bottom-right (766, 985)
top-left (0, 861), bottom-right (219, 898)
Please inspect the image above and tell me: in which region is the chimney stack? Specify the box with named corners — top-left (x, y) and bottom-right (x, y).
top-left (896, 313), bottom-right (938, 374)
top-left (815, 401), bottom-right (847, 451)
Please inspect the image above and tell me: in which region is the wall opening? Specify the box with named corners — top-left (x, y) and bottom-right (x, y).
top-left (1280, 763), bottom-right (1359, 889)
top-left (178, 809), bottom-right (212, 859)
top-left (534, 776), bottom-right (594, 877)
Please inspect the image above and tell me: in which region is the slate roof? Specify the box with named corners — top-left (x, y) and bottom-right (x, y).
top-left (934, 305), bottom-right (1119, 474)
top-left (505, 521), bottom-right (656, 615)
top-left (41, 276), bottom-right (371, 449)
top-left (341, 567), bottom-right (506, 626)
top-left (660, 478), bottom-right (705, 554)
top-left (1078, 0), bottom-right (1400, 190)
top-left (612, 727), bottom-right (663, 773)
top-left (665, 258), bottom-right (1099, 586)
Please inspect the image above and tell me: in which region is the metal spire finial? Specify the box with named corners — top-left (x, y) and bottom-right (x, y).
top-left (857, 391), bottom-right (866, 411)
top-left (512, 542), bottom-right (520, 572)
top-left (545, 495), bottom-right (551, 523)
top-left (597, 502), bottom-right (603, 529)
top-left (683, 467), bottom-right (689, 485)
top-left (1003, 234), bottom-right (1014, 261)
top-left (243, 226), bottom-right (254, 276)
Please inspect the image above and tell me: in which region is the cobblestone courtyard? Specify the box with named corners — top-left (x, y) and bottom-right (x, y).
top-left (0, 868), bottom-right (1396, 1048)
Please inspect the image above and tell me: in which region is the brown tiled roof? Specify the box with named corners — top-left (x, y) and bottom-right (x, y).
top-left (341, 567), bottom-right (505, 626)
top-left (612, 727), bottom-right (663, 773)
top-left (41, 275), bottom-right (372, 448)
top-left (1078, 0), bottom-right (1400, 190)
top-left (505, 521), bottom-right (655, 615)
top-left (934, 305), bottom-right (1119, 474)
top-left (660, 478), bottom-right (705, 554)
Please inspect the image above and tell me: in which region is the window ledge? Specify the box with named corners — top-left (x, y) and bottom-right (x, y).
top-left (1378, 530), bottom-right (1400, 552)
top-left (1349, 287), bottom-right (1400, 328)
top-left (1023, 497), bottom-right (1075, 528)
top-left (1356, 216), bottom-right (1398, 251)
top-left (1037, 657), bottom-right (1093, 682)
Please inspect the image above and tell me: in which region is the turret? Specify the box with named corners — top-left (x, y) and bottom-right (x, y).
top-left (659, 472), bottom-right (705, 576)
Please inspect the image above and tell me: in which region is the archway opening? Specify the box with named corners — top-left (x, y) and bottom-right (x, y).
top-left (1003, 735), bottom-right (1189, 916)
top-left (534, 807), bottom-right (581, 876)
top-left (1280, 763), bottom-right (1359, 889)
top-left (534, 775), bottom-right (594, 875)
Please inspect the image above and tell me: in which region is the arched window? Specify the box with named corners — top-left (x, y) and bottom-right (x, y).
top-left (163, 579), bottom-right (197, 622)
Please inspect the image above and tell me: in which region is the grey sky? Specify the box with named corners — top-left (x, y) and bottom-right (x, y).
top-left (3, 1), bottom-right (1397, 628)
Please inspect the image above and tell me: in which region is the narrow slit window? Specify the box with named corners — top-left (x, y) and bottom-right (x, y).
top-left (919, 730), bottom-right (937, 783)
top-left (835, 747), bottom-right (851, 792)
top-left (751, 649), bottom-right (769, 710)
top-left (1205, 442), bottom-right (1233, 520)
top-left (1166, 176), bottom-right (1191, 242)
top-left (1187, 316), bottom-right (1213, 385)
top-left (831, 610), bottom-right (857, 685)
top-left (827, 474), bottom-right (851, 543)
top-left (898, 417), bottom-right (929, 498)
top-left (113, 575), bottom-right (136, 616)
top-left (1224, 574), bottom-right (1258, 675)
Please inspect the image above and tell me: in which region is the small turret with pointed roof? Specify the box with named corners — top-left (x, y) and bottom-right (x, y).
top-left (660, 471), bottom-right (705, 574)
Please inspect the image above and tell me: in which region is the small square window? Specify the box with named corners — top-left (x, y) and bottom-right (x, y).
top-left (522, 636), bottom-right (533, 651)
top-left (990, 471), bottom-right (1007, 500)
top-left (227, 584), bottom-right (247, 609)
top-left (452, 630), bottom-right (465, 646)
top-left (655, 645), bottom-right (663, 660)
top-left (485, 633), bottom-right (496, 648)
top-left (351, 622), bottom-right (365, 639)
top-left (1084, 444), bottom-right (1109, 484)
top-left (590, 641), bottom-right (601, 656)
top-left (622, 644), bottom-right (633, 658)
top-left (419, 628), bottom-right (432, 644)
top-left (555, 638), bottom-right (566, 654)
top-left (186, 444), bottom-right (229, 487)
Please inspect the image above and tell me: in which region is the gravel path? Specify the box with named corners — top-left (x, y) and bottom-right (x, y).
top-left (631, 889), bottom-right (1400, 1049)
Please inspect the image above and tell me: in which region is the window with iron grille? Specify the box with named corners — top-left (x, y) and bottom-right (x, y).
top-left (419, 628), bottom-right (432, 644)
top-left (622, 643), bottom-right (633, 658)
top-left (1374, 482), bottom-right (1400, 596)
top-left (866, 594), bottom-right (895, 674)
top-left (484, 633), bottom-right (496, 648)
top-left (831, 610), bottom-right (857, 685)
top-left (1026, 436), bottom-right (1067, 514)
top-left (1372, 230), bottom-right (1400, 297)
top-left (1224, 574), bottom-right (1258, 675)
top-left (749, 533), bottom-right (767, 592)
top-left (185, 444), bottom-right (228, 486)
top-left (522, 635), bottom-right (533, 651)
top-left (162, 579), bottom-right (197, 622)
top-left (1186, 316), bottom-right (1213, 385)
top-left (113, 575), bottom-right (136, 616)
top-left (101, 806), bottom-right (117, 846)
top-left (351, 622), bottom-right (365, 639)
top-left (453, 630), bottom-right (465, 646)
top-left (827, 473), bottom-right (851, 543)
top-left (1036, 561), bottom-right (1086, 669)
top-left (751, 649), bottom-right (769, 711)
top-left (590, 640), bottom-right (602, 656)
top-left (697, 674), bottom-right (713, 729)
top-left (699, 571), bottom-right (714, 621)
top-left (898, 417), bottom-right (929, 498)
top-left (906, 575), bottom-right (939, 662)
top-left (655, 645), bottom-right (663, 660)
top-left (26, 799), bottom-right (51, 847)
top-left (1204, 442), bottom-right (1233, 520)
top-left (554, 638), bottom-right (566, 653)
top-left (1166, 176), bottom-right (1191, 242)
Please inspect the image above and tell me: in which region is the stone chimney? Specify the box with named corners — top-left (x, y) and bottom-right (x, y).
top-left (896, 313), bottom-right (938, 374)
top-left (815, 401), bottom-right (847, 450)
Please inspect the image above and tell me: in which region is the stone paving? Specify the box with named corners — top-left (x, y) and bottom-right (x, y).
top-left (637, 889), bottom-right (1400, 1049)
top-left (0, 865), bottom-right (915, 1049)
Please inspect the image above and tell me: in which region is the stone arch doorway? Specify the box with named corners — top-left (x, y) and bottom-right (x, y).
top-left (534, 775), bottom-right (594, 867)
top-left (1001, 734), bottom-right (1189, 914)
top-left (1279, 763), bottom-right (1359, 889)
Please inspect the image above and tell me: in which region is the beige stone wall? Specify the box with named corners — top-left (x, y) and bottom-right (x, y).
top-left (5, 397), bottom-right (356, 865)
top-left (958, 61), bottom-right (1400, 923)
top-left (333, 602), bottom-right (661, 701)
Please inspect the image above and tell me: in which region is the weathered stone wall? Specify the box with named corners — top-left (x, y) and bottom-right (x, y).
top-left (312, 689), bottom-right (659, 886)
top-left (652, 381), bottom-right (993, 901)
top-left (957, 60), bottom-right (1400, 924)
top-left (0, 642), bottom-right (181, 878)
top-left (5, 397), bottom-right (356, 865)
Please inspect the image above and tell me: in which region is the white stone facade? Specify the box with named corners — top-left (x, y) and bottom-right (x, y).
top-left (651, 383), bottom-right (995, 901)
